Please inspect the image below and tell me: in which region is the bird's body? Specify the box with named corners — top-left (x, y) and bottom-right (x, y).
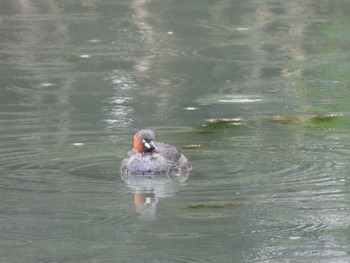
top-left (120, 130), bottom-right (191, 175)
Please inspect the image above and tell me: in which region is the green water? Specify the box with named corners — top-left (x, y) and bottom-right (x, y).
top-left (1, 0), bottom-right (350, 262)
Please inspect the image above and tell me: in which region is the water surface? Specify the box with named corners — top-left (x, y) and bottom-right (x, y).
top-left (1, 0), bottom-right (350, 262)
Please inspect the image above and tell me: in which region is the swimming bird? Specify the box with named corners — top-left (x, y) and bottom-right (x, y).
top-left (120, 129), bottom-right (191, 175)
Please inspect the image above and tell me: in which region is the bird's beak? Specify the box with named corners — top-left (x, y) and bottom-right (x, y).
top-left (144, 140), bottom-right (157, 150)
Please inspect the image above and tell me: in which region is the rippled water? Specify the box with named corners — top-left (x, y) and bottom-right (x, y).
top-left (1, 0), bottom-right (350, 262)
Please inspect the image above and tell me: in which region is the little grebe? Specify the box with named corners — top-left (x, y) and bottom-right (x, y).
top-left (120, 129), bottom-right (191, 175)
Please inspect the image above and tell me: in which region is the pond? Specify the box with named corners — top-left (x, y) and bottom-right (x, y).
top-left (1, 0), bottom-right (350, 262)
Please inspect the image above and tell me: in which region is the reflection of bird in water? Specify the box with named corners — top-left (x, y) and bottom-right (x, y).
top-left (120, 129), bottom-right (191, 175)
top-left (121, 172), bottom-right (189, 220)
top-left (120, 129), bottom-right (191, 219)
top-left (134, 190), bottom-right (158, 219)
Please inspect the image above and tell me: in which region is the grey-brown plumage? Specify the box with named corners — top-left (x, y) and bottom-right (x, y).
top-left (121, 129), bottom-right (191, 175)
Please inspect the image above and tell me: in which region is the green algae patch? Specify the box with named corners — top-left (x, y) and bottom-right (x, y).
top-left (266, 115), bottom-right (305, 124)
top-left (200, 117), bottom-right (245, 131)
top-left (181, 144), bottom-right (201, 149)
top-left (308, 113), bottom-right (345, 128)
top-left (266, 113), bottom-right (346, 128)
top-left (186, 202), bottom-right (241, 209)
top-left (310, 113), bottom-right (343, 122)
top-left (205, 117), bottom-right (244, 125)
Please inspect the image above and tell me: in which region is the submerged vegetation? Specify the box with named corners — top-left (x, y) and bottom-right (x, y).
top-left (186, 201), bottom-right (241, 209)
top-left (205, 117), bottom-right (244, 125)
top-left (266, 114), bottom-right (344, 125)
top-left (181, 144), bottom-right (201, 149)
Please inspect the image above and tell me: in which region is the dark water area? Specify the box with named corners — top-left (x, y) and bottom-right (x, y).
top-left (1, 0), bottom-right (350, 262)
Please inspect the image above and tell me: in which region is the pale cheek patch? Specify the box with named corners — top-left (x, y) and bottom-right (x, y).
top-left (143, 139), bottom-right (151, 149)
